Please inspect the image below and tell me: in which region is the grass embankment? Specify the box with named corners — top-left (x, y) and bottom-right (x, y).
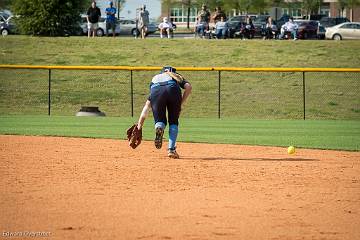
top-left (0, 36), bottom-right (360, 67)
top-left (0, 36), bottom-right (359, 119)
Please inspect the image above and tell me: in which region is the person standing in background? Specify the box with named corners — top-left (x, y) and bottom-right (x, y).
top-left (138, 4), bottom-right (150, 39)
top-left (87, 1), bottom-right (101, 38)
top-left (105, 1), bottom-right (117, 37)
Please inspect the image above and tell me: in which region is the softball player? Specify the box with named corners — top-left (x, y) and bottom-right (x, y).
top-left (136, 66), bottom-right (192, 158)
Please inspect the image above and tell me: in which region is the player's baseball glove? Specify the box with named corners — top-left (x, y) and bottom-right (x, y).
top-left (126, 124), bottom-right (142, 149)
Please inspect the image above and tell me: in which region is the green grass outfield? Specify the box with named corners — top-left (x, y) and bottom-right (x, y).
top-left (1, 36), bottom-right (359, 119)
top-left (0, 116), bottom-right (359, 151)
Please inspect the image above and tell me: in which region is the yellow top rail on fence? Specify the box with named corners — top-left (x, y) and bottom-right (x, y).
top-left (0, 65), bottom-right (360, 72)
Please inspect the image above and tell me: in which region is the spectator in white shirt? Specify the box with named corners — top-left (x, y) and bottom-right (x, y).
top-left (279, 17), bottom-right (298, 40)
top-left (215, 16), bottom-right (228, 39)
top-left (158, 17), bottom-right (174, 38)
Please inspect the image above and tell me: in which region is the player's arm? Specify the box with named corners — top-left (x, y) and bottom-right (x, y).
top-left (137, 100), bottom-right (151, 130)
top-left (181, 82), bottom-right (192, 106)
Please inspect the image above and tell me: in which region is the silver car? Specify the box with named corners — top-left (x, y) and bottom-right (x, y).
top-left (325, 22), bottom-right (360, 40)
top-left (118, 19), bottom-right (157, 36)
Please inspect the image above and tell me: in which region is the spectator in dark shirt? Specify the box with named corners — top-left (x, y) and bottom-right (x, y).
top-left (212, 6), bottom-right (226, 23)
top-left (87, 1), bottom-right (101, 38)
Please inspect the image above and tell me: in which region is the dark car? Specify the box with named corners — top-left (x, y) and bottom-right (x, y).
top-left (294, 20), bottom-right (320, 39)
top-left (227, 15), bottom-right (256, 38)
top-left (319, 17), bottom-right (349, 28)
top-left (317, 24), bottom-right (326, 39)
top-left (308, 14), bottom-right (327, 21)
top-left (276, 14), bottom-right (290, 30)
top-left (227, 21), bottom-right (256, 39)
top-left (253, 15), bottom-right (270, 37)
top-left (0, 14), bottom-right (16, 36)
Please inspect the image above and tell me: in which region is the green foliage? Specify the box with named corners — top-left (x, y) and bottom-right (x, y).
top-left (345, 0), bottom-right (360, 8)
top-left (10, 0), bottom-right (88, 36)
top-left (0, 0), bottom-right (11, 9)
top-left (302, 0), bottom-right (321, 15)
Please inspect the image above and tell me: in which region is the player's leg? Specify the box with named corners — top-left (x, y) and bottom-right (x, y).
top-left (150, 87), bottom-right (167, 149)
top-left (166, 86), bottom-right (182, 158)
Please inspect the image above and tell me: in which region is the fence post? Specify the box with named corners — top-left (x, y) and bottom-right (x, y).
top-left (302, 71), bottom-right (306, 120)
top-left (218, 70), bottom-right (221, 119)
top-left (130, 70), bottom-right (134, 117)
top-left (48, 69), bottom-right (51, 116)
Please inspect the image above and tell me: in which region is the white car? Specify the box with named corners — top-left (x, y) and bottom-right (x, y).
top-left (118, 19), bottom-right (158, 36)
top-left (81, 16), bottom-right (157, 37)
top-left (325, 22), bottom-right (360, 40)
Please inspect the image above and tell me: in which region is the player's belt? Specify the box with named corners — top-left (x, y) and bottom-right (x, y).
top-left (151, 80), bottom-right (177, 89)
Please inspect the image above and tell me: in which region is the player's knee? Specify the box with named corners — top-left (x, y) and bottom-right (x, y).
top-left (169, 124), bottom-right (178, 131)
top-left (168, 120), bottom-right (179, 126)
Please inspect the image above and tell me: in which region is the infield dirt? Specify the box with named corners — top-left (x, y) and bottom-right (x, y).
top-left (0, 135), bottom-right (359, 240)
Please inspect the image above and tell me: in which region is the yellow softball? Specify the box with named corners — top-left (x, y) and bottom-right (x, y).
top-left (288, 146), bottom-right (296, 154)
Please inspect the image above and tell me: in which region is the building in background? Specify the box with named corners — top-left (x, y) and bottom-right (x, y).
top-left (160, 0), bottom-right (359, 26)
top-left (161, 1), bottom-right (198, 27)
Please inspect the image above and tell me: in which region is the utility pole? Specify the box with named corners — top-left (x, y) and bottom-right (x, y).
top-left (117, 0), bottom-right (120, 19)
top-left (187, 0), bottom-right (191, 29)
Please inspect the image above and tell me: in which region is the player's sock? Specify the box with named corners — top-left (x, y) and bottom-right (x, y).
top-left (155, 122), bottom-right (165, 130)
top-left (168, 124), bottom-right (178, 150)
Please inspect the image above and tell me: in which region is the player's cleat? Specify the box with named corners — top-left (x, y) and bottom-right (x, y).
top-left (154, 127), bottom-right (164, 149)
top-left (168, 149), bottom-right (179, 159)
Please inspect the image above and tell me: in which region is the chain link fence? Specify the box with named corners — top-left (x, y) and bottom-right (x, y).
top-left (0, 66), bottom-right (359, 119)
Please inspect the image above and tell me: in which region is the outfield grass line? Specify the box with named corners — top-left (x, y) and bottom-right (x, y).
top-left (0, 116), bottom-right (359, 151)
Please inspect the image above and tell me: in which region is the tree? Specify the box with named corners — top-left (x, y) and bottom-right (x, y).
top-left (338, 0), bottom-right (347, 17)
top-left (116, 0), bottom-right (126, 19)
top-left (301, 0), bottom-right (322, 17)
top-left (11, 0), bottom-right (88, 36)
top-left (252, 0), bottom-right (268, 14)
top-left (0, 0), bottom-right (11, 9)
top-left (162, 0), bottom-right (174, 18)
top-left (182, 0), bottom-right (192, 29)
top-left (222, 0), bottom-right (241, 15)
top-left (343, 0), bottom-right (360, 21)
